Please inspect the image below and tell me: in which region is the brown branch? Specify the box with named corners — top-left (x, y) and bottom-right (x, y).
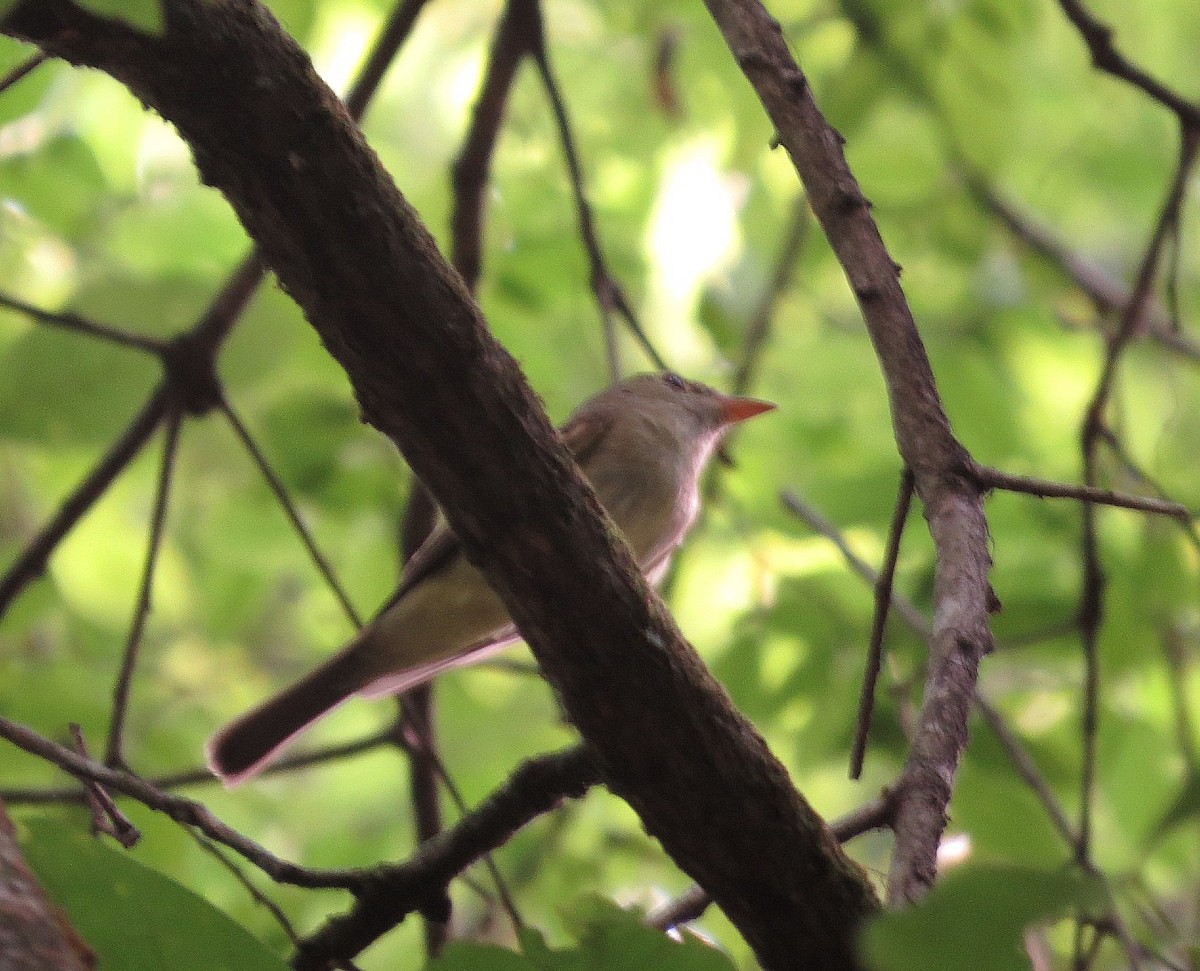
top-left (0, 717), bottom-right (363, 890)
top-left (105, 407), bottom-right (183, 768)
top-left (395, 483), bottom-right (448, 956)
top-left (646, 795), bottom-right (894, 931)
top-left (69, 724), bottom-right (140, 848)
top-left (342, 0), bottom-right (431, 122)
top-left (190, 830), bottom-right (302, 948)
top-left (0, 384), bottom-right (171, 619)
top-left (0, 796), bottom-right (96, 971)
top-left (294, 746), bottom-right (599, 970)
top-left (850, 467), bottom-right (914, 780)
top-left (450, 0), bottom-right (536, 293)
top-left (219, 397), bottom-right (364, 627)
top-left (972, 463), bottom-right (1192, 520)
top-left (780, 489), bottom-right (930, 639)
top-left (966, 179), bottom-right (1200, 362)
top-left (1055, 0), bottom-right (1200, 127)
top-left (700, 0), bottom-right (995, 907)
top-left (1077, 129), bottom-right (1200, 872)
top-left (1, 728), bottom-right (399, 804)
top-left (0, 292), bottom-right (167, 355)
top-left (3, 4), bottom-right (878, 967)
top-left (527, 2), bottom-right (667, 374)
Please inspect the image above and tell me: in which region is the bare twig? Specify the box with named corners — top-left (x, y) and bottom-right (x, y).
top-left (106, 406), bottom-right (183, 768)
top-left (293, 746), bottom-right (599, 970)
top-left (1076, 130), bottom-right (1200, 874)
top-left (0, 292), bottom-right (167, 355)
top-left (0, 384), bottom-right (171, 619)
top-left (342, 0), bottom-right (431, 123)
top-left (529, 5), bottom-right (667, 374)
top-left (973, 697), bottom-right (1076, 844)
top-left (450, 0), bottom-right (537, 293)
top-left (0, 717), bottom-right (364, 890)
top-left (396, 482), bottom-right (448, 956)
top-left (1055, 0), bottom-right (1200, 126)
top-left (2, 728), bottom-right (400, 804)
top-left (700, 0), bottom-right (996, 905)
top-left (190, 830), bottom-right (301, 947)
top-left (69, 724), bottom-right (140, 848)
top-left (780, 489), bottom-right (930, 639)
top-left (219, 397), bottom-right (363, 628)
top-left (0, 50), bottom-right (47, 95)
top-left (850, 467), bottom-right (915, 779)
top-left (971, 463), bottom-right (1192, 521)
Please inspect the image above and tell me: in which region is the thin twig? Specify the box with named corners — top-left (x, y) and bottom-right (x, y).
top-left (219, 397), bottom-right (363, 628)
top-left (1076, 130), bottom-right (1200, 876)
top-left (530, 16), bottom-right (667, 374)
top-left (293, 746), bottom-right (599, 971)
top-left (1055, 0), bottom-right (1200, 126)
top-left (106, 406), bottom-right (183, 767)
top-left (69, 724), bottom-right (140, 847)
top-left (449, 0), bottom-right (537, 293)
top-left (0, 717), bottom-right (365, 890)
top-left (2, 728), bottom-right (400, 804)
top-left (973, 697), bottom-right (1077, 844)
top-left (343, 0), bottom-right (432, 123)
top-left (396, 482), bottom-right (448, 957)
top-left (1092, 428), bottom-right (1200, 554)
top-left (850, 467), bottom-right (915, 779)
top-left (780, 489), bottom-right (929, 638)
top-left (0, 292), bottom-right (167, 355)
top-left (0, 384), bottom-right (171, 619)
top-left (190, 829), bottom-right (302, 946)
top-left (0, 51), bottom-right (48, 95)
top-left (972, 463), bottom-right (1192, 521)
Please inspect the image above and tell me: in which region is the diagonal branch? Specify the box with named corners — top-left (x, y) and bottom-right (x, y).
top-left (0, 383), bottom-right (172, 620)
top-left (105, 406), bottom-right (183, 768)
top-left (700, 0), bottom-right (995, 906)
top-left (3, 5), bottom-right (878, 968)
top-left (294, 746), bottom-right (598, 969)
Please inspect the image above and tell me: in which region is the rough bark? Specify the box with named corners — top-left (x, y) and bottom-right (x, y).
top-left (2, 2), bottom-right (877, 967)
top-left (0, 798), bottom-right (95, 971)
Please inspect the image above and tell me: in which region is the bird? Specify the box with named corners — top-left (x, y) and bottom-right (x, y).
top-left (207, 372), bottom-right (775, 783)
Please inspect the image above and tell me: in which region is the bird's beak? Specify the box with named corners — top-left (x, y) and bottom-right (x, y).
top-left (718, 394), bottom-right (776, 425)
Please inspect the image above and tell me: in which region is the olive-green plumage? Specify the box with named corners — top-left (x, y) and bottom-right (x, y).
top-left (207, 373), bottom-right (774, 783)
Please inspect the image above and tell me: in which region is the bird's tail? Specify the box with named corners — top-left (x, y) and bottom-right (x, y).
top-left (206, 638), bottom-right (372, 785)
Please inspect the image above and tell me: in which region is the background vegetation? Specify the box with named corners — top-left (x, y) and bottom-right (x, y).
top-left (0, 0), bottom-right (1196, 968)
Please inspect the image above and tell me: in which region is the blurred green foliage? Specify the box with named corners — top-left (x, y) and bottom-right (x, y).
top-left (0, 0), bottom-right (1197, 967)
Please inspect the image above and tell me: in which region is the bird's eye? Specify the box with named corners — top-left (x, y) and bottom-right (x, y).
top-left (663, 372), bottom-right (687, 391)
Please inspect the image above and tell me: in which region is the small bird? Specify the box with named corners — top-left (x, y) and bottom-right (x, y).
top-left (207, 373), bottom-right (775, 783)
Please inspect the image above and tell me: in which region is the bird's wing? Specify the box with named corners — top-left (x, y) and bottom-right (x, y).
top-left (379, 405), bottom-right (612, 617)
top-left (559, 408), bottom-right (612, 467)
top-left (375, 515), bottom-right (462, 616)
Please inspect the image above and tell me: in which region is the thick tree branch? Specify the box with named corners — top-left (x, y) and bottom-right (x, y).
top-left (2, 2), bottom-right (877, 967)
top-left (700, 0), bottom-right (995, 905)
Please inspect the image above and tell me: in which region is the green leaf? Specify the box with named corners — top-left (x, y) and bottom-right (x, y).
top-left (74, 0), bottom-right (165, 34)
top-left (18, 815), bottom-right (289, 971)
top-left (860, 865), bottom-right (1101, 971)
